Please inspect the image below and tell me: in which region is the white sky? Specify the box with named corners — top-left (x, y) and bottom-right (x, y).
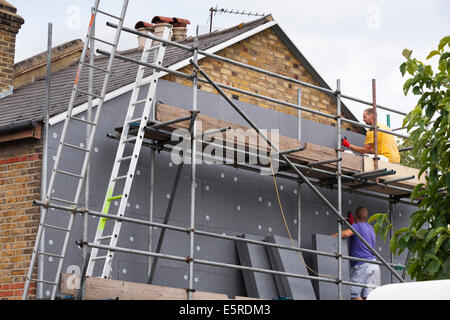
top-left (11, 0), bottom-right (450, 131)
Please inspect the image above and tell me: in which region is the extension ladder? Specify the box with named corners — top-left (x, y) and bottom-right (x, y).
top-left (23, 0), bottom-right (130, 300)
top-left (85, 27), bottom-right (172, 279)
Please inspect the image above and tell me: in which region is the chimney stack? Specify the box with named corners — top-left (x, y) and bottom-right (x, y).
top-left (171, 17), bottom-right (190, 42)
top-left (0, 0), bottom-right (24, 98)
top-left (151, 16), bottom-right (173, 46)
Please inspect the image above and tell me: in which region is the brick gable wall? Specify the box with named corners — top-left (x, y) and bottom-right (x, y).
top-left (164, 27), bottom-right (357, 132)
top-left (0, 139), bottom-right (41, 299)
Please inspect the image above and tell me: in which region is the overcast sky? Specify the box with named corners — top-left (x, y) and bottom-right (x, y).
top-left (11, 0), bottom-right (450, 131)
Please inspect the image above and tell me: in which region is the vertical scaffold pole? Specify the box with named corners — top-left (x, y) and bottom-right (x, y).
top-left (372, 79), bottom-right (379, 173)
top-left (38, 22), bottom-right (52, 300)
top-left (388, 196), bottom-right (394, 284)
top-left (188, 37), bottom-right (199, 300)
top-left (336, 79), bottom-right (343, 300)
top-left (297, 89), bottom-right (302, 248)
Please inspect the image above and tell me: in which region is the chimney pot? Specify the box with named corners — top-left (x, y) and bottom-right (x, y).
top-left (171, 17), bottom-right (190, 42)
top-left (135, 21), bottom-right (155, 50)
top-left (151, 16), bottom-right (174, 24)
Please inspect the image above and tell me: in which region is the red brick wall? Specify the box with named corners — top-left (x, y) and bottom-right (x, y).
top-left (0, 139), bottom-right (41, 299)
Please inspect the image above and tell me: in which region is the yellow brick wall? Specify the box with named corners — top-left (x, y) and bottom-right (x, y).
top-left (163, 28), bottom-right (357, 132)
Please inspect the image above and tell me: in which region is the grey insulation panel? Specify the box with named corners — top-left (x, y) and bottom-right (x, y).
top-left (235, 234), bottom-right (280, 299)
top-left (265, 235), bottom-right (316, 300)
top-left (39, 79), bottom-right (416, 299)
top-left (312, 234), bottom-right (350, 300)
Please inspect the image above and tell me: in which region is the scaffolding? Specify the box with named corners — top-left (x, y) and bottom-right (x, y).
top-left (25, 1), bottom-right (420, 300)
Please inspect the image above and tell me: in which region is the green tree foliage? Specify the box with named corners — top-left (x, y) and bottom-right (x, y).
top-left (397, 138), bottom-right (423, 169)
top-left (370, 36), bottom-right (450, 281)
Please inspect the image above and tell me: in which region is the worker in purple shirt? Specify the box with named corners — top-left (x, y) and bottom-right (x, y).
top-left (332, 206), bottom-right (380, 300)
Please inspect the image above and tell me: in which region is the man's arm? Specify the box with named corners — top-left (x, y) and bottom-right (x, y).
top-left (348, 143), bottom-right (374, 155)
top-left (341, 137), bottom-right (374, 155)
top-left (331, 229), bottom-right (354, 239)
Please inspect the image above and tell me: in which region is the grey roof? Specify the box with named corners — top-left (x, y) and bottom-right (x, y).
top-left (0, 15), bottom-right (361, 132)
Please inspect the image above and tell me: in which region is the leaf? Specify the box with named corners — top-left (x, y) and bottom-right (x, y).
top-left (368, 213), bottom-right (386, 224)
top-left (390, 235), bottom-right (398, 253)
top-left (434, 234), bottom-right (448, 253)
top-left (439, 52), bottom-right (450, 62)
top-left (403, 78), bottom-right (414, 95)
top-left (425, 227), bottom-right (446, 244)
top-left (402, 48), bottom-right (413, 59)
top-left (426, 50), bottom-right (440, 60)
top-left (426, 255), bottom-right (441, 274)
top-left (398, 234), bottom-right (410, 251)
top-left (399, 62), bottom-right (407, 76)
top-left (438, 36), bottom-right (450, 51)
top-left (443, 256), bottom-right (450, 277)
top-left (416, 229), bottom-right (427, 240)
top-left (394, 227), bottom-right (409, 236)
top-left (408, 260), bottom-right (419, 277)
top-left (412, 86), bottom-right (422, 95)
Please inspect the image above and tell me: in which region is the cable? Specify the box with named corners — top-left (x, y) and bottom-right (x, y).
top-left (269, 153), bottom-right (335, 280)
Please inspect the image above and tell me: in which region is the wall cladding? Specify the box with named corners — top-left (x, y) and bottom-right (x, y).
top-left (36, 78), bottom-right (414, 300)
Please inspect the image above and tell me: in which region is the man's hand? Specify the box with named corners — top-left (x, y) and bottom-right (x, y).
top-left (341, 137), bottom-right (351, 148)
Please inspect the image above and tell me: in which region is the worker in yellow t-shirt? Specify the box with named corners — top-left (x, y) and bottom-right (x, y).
top-left (341, 108), bottom-right (400, 163)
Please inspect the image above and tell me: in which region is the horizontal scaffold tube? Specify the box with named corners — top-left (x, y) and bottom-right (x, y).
top-left (106, 133), bottom-right (417, 206)
top-left (33, 200), bottom-right (404, 270)
top-left (88, 242), bottom-right (375, 290)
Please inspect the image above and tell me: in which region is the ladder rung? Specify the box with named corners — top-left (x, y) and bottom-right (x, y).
top-left (90, 36), bottom-right (116, 47)
top-left (145, 46), bottom-right (160, 53)
top-left (131, 99), bottom-right (148, 106)
top-left (122, 137), bottom-right (138, 143)
top-left (83, 62), bottom-right (110, 74)
top-left (32, 278), bottom-right (58, 285)
top-left (49, 197), bottom-right (76, 205)
top-left (96, 9), bottom-right (122, 20)
top-left (77, 89), bottom-right (103, 99)
top-left (57, 170), bottom-right (83, 179)
top-left (63, 143), bottom-right (90, 152)
top-left (91, 255), bottom-right (108, 261)
top-left (97, 235), bottom-right (113, 241)
top-left (71, 116), bottom-right (96, 126)
top-left (43, 223), bottom-right (70, 232)
top-left (38, 251), bottom-right (64, 259)
top-left (118, 156), bottom-right (133, 162)
top-left (127, 118), bottom-right (142, 125)
top-left (113, 175), bottom-right (127, 182)
top-left (107, 195), bottom-right (122, 201)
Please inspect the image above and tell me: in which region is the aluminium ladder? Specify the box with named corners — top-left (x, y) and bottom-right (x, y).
top-left (85, 27), bottom-right (172, 279)
top-left (23, 0), bottom-right (130, 300)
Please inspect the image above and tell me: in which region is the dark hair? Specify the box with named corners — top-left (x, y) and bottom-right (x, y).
top-left (355, 206), bottom-right (369, 222)
top-left (363, 108), bottom-right (377, 117)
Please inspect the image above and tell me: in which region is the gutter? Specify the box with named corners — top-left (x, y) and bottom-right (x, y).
top-left (0, 120), bottom-right (38, 135)
top-left (0, 120), bottom-right (42, 143)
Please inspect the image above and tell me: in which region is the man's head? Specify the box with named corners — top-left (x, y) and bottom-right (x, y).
top-left (363, 108), bottom-right (377, 126)
top-left (354, 206), bottom-right (369, 223)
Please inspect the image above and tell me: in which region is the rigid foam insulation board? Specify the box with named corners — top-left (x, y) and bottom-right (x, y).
top-left (235, 234), bottom-right (280, 299)
top-left (265, 235), bottom-right (316, 300)
top-left (312, 234), bottom-right (350, 300)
